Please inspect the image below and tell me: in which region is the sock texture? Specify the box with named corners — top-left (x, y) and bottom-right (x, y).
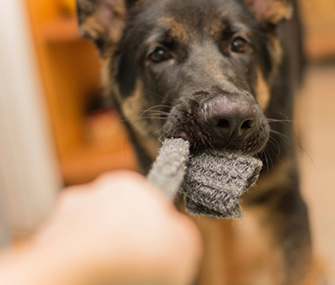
top-left (182, 150), bottom-right (262, 218)
top-left (147, 138), bottom-right (190, 200)
top-left (147, 138), bottom-right (263, 218)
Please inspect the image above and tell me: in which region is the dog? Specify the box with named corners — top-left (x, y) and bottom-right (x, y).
top-left (76, 0), bottom-right (315, 284)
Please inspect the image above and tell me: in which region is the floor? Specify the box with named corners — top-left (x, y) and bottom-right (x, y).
top-left (300, 62), bottom-right (335, 280)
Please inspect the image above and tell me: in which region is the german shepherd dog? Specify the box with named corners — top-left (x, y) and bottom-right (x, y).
top-left (76, 0), bottom-right (315, 284)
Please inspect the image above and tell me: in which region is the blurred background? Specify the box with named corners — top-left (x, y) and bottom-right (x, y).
top-left (0, 0), bottom-right (334, 279)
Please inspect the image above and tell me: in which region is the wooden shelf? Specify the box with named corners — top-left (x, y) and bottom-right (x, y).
top-left (26, 0), bottom-right (137, 185)
top-left (300, 0), bottom-right (335, 61)
top-left (42, 17), bottom-right (82, 42)
top-left (305, 24), bottom-right (335, 61)
top-left (61, 112), bottom-right (137, 184)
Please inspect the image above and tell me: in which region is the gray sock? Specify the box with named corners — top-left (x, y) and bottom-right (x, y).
top-left (147, 138), bottom-right (262, 219)
top-left (147, 138), bottom-right (190, 200)
top-left (182, 150), bottom-right (262, 218)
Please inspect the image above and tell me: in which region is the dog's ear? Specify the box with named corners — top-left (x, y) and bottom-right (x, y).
top-left (76, 0), bottom-right (132, 55)
top-left (243, 0), bottom-right (292, 27)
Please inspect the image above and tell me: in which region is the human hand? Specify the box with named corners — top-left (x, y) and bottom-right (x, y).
top-left (29, 171), bottom-right (202, 285)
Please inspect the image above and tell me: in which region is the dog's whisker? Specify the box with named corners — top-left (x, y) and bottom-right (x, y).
top-left (263, 147), bottom-right (274, 173)
top-left (140, 105), bottom-right (171, 117)
top-left (199, 136), bottom-right (206, 147)
top-left (267, 119), bottom-right (294, 124)
top-left (268, 135), bottom-right (281, 158)
top-left (138, 117), bottom-right (169, 121)
top-left (267, 139), bottom-right (281, 163)
top-left (145, 109), bottom-right (170, 113)
top-left (269, 129), bottom-right (291, 141)
top-left (267, 147), bottom-right (275, 172)
top-left (262, 149), bottom-right (269, 173)
top-left (268, 127), bottom-right (317, 169)
top-left (139, 113), bottom-right (169, 119)
top-left (141, 104), bottom-right (171, 111)
top-left (143, 89), bottom-right (176, 107)
top-left (145, 111), bottom-right (170, 117)
top-left (269, 133), bottom-right (280, 152)
top-left (267, 118), bottom-right (313, 130)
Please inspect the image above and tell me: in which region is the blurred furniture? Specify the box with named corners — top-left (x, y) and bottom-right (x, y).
top-left (300, 0), bottom-right (335, 61)
top-left (25, 0), bottom-right (137, 185)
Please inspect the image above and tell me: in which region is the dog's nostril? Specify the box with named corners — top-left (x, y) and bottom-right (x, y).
top-left (200, 96), bottom-right (258, 142)
top-left (216, 119), bottom-right (230, 129)
top-left (241, 120), bottom-right (254, 130)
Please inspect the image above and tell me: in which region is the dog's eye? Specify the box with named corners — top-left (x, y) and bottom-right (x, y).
top-left (230, 37), bottom-right (248, 53)
top-left (149, 47), bottom-right (172, 63)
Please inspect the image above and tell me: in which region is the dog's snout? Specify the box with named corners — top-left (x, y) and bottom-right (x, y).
top-left (202, 96), bottom-right (257, 141)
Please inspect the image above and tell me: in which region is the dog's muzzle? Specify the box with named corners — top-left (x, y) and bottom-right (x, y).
top-left (200, 94), bottom-right (257, 143)
top-left (161, 91), bottom-right (270, 155)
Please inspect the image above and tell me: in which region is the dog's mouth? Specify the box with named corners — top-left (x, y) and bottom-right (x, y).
top-left (161, 121), bottom-right (269, 155)
top-left (159, 96), bottom-right (270, 155)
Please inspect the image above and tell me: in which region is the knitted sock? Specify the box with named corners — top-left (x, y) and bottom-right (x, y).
top-left (147, 138), bottom-right (190, 200)
top-left (182, 150), bottom-right (262, 218)
top-left (147, 138), bottom-right (263, 219)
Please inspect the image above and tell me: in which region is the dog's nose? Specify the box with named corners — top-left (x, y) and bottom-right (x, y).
top-left (202, 96), bottom-right (257, 141)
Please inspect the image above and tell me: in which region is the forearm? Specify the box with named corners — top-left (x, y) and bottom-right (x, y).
top-left (0, 241), bottom-right (189, 285)
top-left (0, 242), bottom-right (86, 285)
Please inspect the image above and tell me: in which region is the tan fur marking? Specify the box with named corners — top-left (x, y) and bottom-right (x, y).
top-left (270, 36), bottom-right (283, 70)
top-left (244, 0), bottom-right (292, 24)
top-left (100, 58), bottom-right (112, 89)
top-left (256, 70), bottom-right (270, 111)
top-left (191, 207), bottom-right (285, 285)
top-left (263, 1), bottom-right (293, 24)
top-left (209, 16), bottom-right (222, 38)
top-left (161, 17), bottom-right (190, 43)
top-left (103, 62), bottom-right (160, 162)
top-left (80, 16), bottom-right (105, 39)
top-left (257, 158), bottom-right (292, 191)
top-left (78, 0), bottom-right (127, 52)
top-left (246, 157), bottom-right (292, 204)
top-left (120, 81), bottom-right (161, 161)
top-left (266, 35), bottom-right (283, 84)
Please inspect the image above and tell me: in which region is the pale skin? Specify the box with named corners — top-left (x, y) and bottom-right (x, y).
top-left (0, 171), bottom-right (203, 285)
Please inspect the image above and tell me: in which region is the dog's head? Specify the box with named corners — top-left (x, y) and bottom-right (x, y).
top-left (77, 0), bottom-right (292, 161)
